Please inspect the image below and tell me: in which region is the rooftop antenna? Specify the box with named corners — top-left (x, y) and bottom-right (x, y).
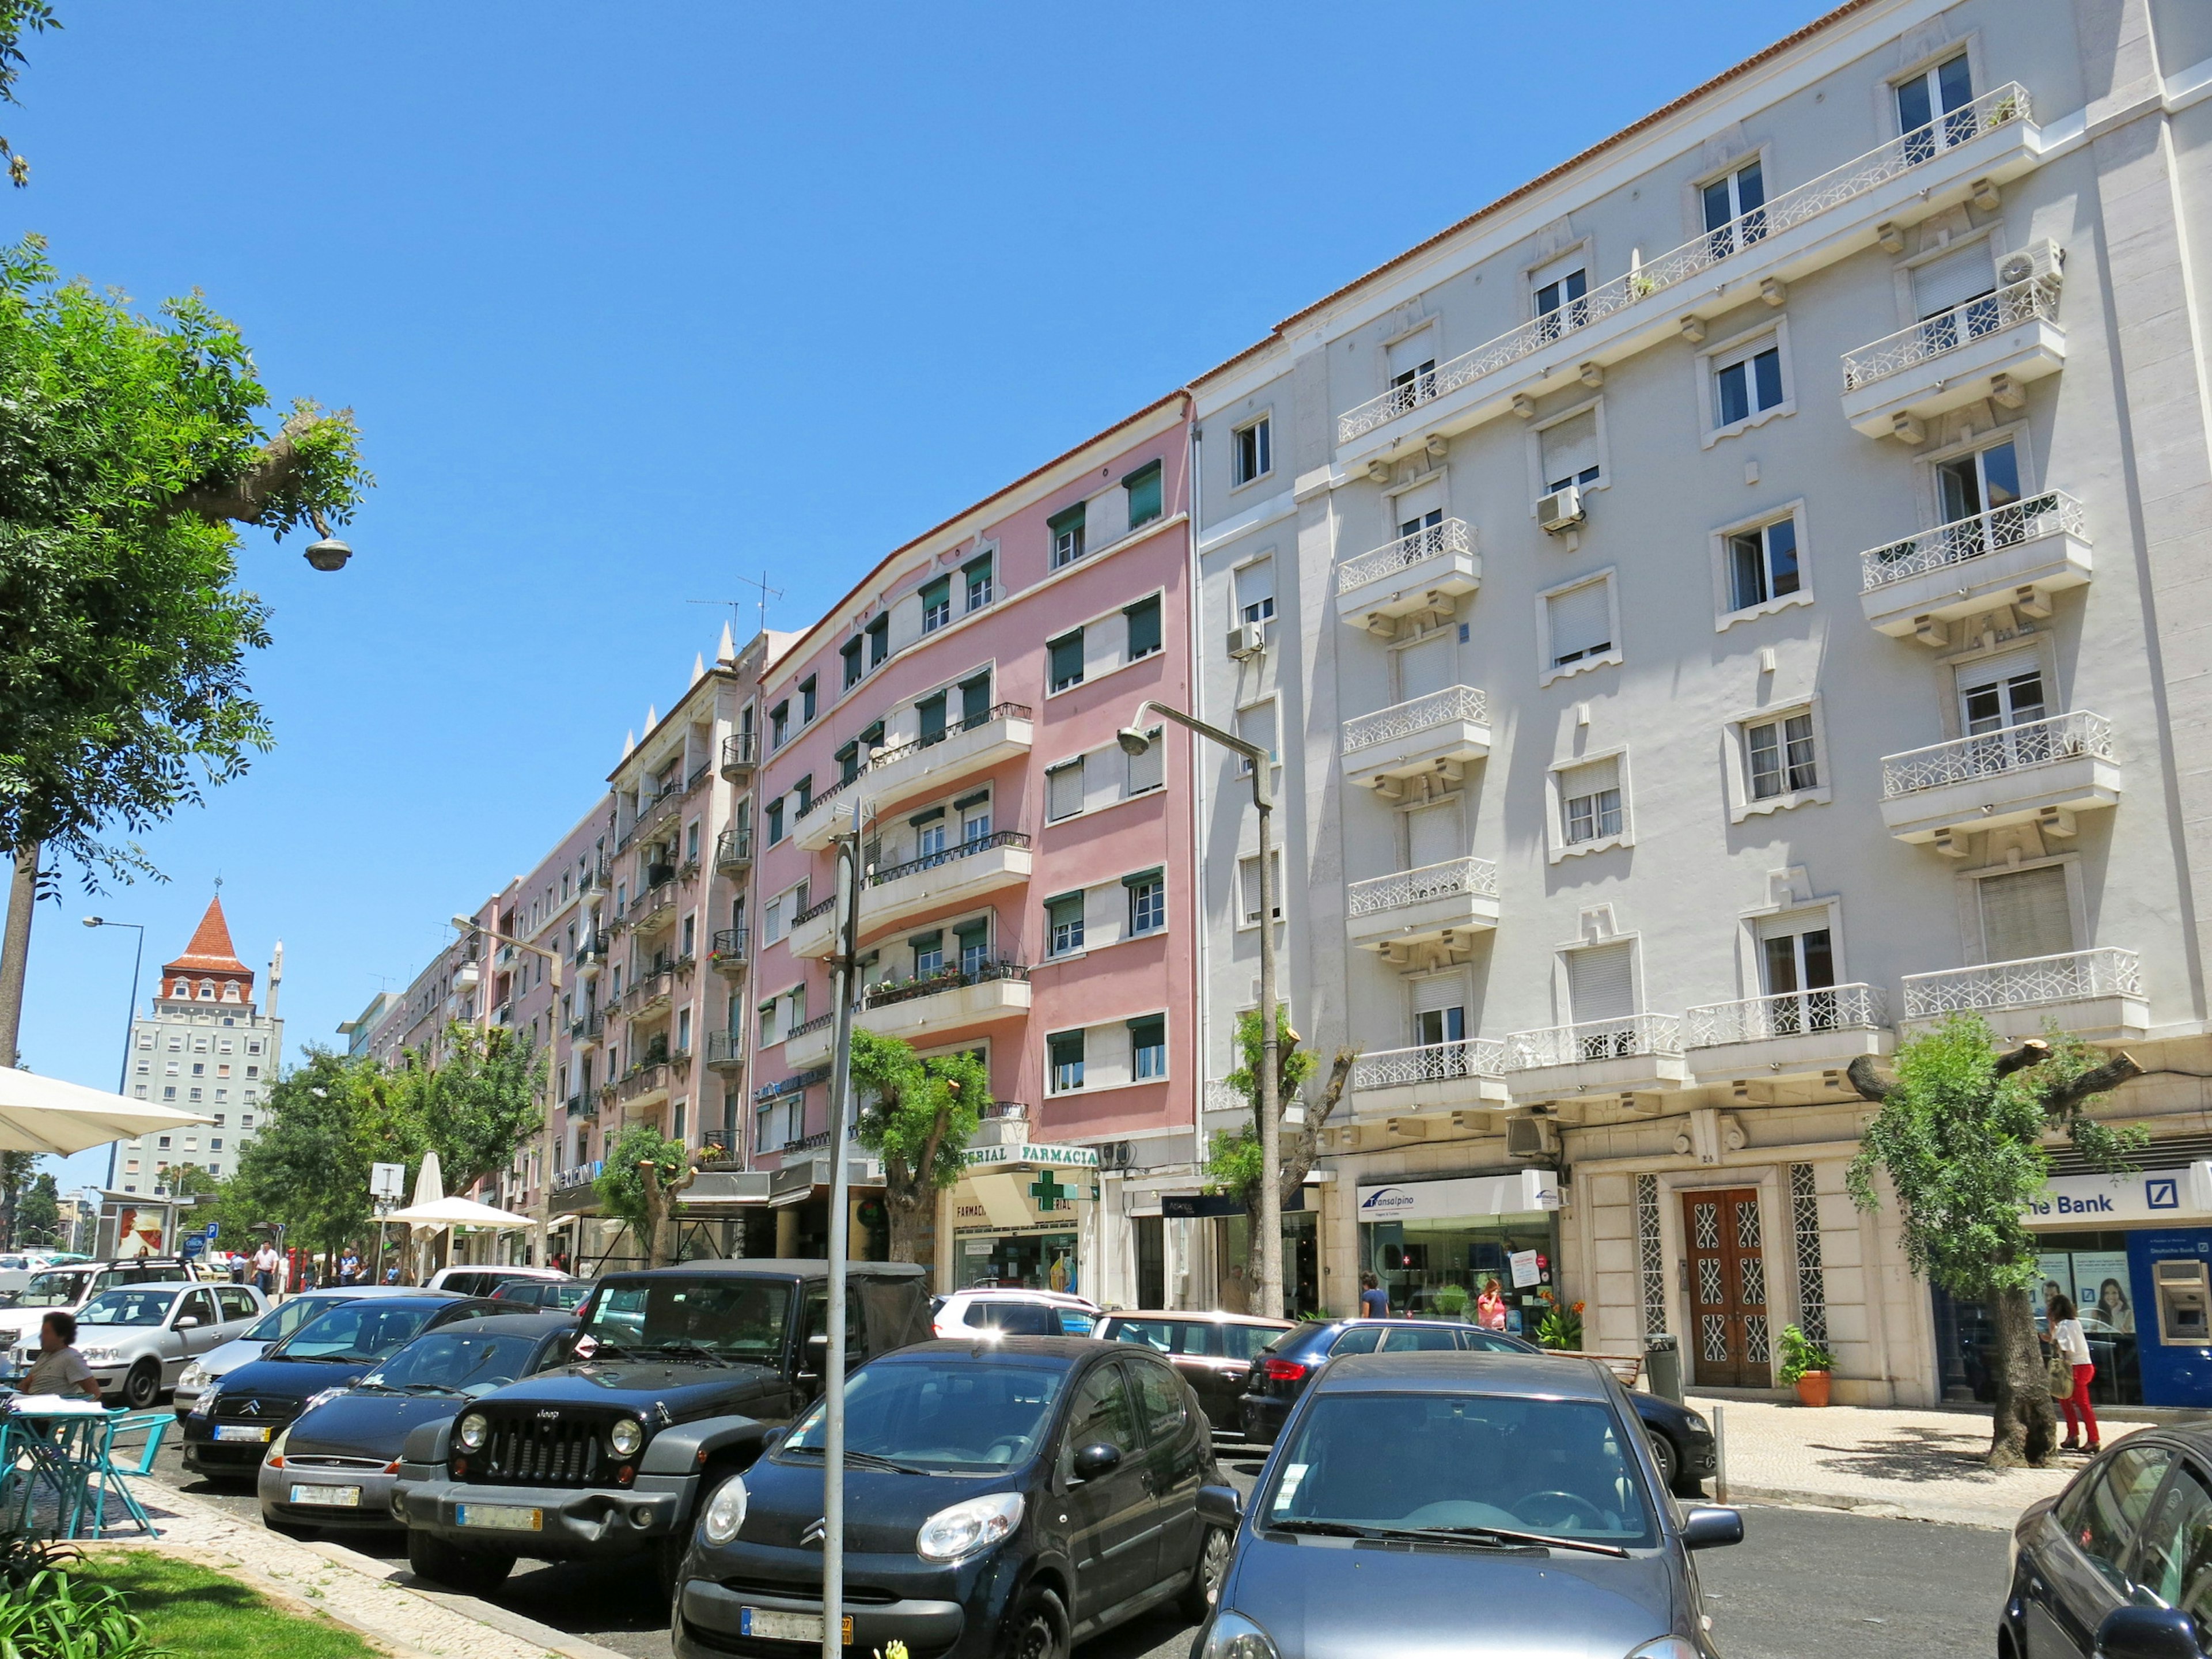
top-left (687, 570), bottom-right (783, 638)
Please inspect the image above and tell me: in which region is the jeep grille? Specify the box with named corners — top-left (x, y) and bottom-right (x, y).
top-left (465, 1409), bottom-right (612, 1487)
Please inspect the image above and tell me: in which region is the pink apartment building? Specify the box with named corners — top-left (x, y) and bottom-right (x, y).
top-left (748, 392), bottom-right (1201, 1304)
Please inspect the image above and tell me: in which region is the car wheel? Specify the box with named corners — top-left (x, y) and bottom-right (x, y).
top-left (1646, 1430), bottom-right (1679, 1493)
top-left (406, 1529), bottom-right (515, 1596)
top-left (997, 1585), bottom-right (1069, 1659)
top-left (1179, 1527), bottom-right (1232, 1622)
top-left (122, 1359), bottom-right (160, 1410)
top-left (653, 1527), bottom-right (689, 1604)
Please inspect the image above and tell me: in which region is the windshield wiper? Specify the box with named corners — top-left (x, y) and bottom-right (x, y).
top-left (1262, 1520), bottom-right (1374, 1539)
top-left (1382, 1524), bottom-right (1630, 1559)
top-left (782, 1445), bottom-right (930, 1476)
top-left (649, 1339), bottom-right (730, 1367)
top-left (398, 1381), bottom-right (466, 1397)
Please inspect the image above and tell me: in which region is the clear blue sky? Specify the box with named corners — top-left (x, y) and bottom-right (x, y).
top-left (11, 1), bottom-right (1824, 1199)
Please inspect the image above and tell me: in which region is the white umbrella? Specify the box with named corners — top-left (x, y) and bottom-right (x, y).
top-left (0, 1068), bottom-right (214, 1154)
top-left (411, 1150), bottom-right (444, 1207)
top-left (384, 1194), bottom-right (532, 1230)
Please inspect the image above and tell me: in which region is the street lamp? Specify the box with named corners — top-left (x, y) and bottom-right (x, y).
top-left (302, 509), bottom-right (353, 573)
top-left (82, 916), bottom-right (146, 1096)
top-left (1117, 700), bottom-right (1285, 1321)
top-left (453, 915), bottom-right (563, 1267)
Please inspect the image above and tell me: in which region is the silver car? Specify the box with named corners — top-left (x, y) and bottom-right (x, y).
top-left (173, 1286), bottom-right (421, 1420)
top-left (12, 1282), bottom-right (264, 1408)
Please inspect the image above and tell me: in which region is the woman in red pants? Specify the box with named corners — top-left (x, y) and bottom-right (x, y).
top-left (2048, 1293), bottom-right (2100, 1453)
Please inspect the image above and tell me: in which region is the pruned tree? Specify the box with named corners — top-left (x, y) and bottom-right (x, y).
top-left (397, 1023), bottom-right (547, 1197)
top-left (1205, 1005), bottom-right (1351, 1222)
top-left (1847, 1014), bottom-right (2143, 1469)
top-left (850, 1028), bottom-right (986, 1276)
top-left (594, 1123), bottom-right (693, 1269)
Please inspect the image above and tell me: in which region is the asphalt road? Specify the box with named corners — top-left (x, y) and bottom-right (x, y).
top-left (149, 1437), bottom-right (2012, 1659)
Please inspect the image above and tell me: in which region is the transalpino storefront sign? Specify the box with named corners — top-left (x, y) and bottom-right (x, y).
top-left (1354, 1170), bottom-right (1560, 1222)
top-left (2023, 1164), bottom-right (2212, 1226)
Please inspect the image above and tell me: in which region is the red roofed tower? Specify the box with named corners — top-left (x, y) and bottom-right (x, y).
top-left (157, 896), bottom-right (255, 1009)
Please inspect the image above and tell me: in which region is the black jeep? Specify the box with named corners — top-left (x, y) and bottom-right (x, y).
top-left (389, 1260), bottom-right (932, 1597)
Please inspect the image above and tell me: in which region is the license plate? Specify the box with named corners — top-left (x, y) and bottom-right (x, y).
top-left (738, 1609), bottom-right (851, 1645)
top-left (215, 1425), bottom-right (272, 1442)
top-left (456, 1503), bottom-right (541, 1532)
top-left (290, 1484), bottom-right (362, 1508)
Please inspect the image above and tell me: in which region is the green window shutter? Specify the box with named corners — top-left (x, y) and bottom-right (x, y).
top-left (1048, 503), bottom-right (1086, 537)
top-left (1124, 460), bottom-right (1163, 527)
top-left (1127, 1014), bottom-right (1165, 1045)
top-left (1124, 594), bottom-right (1161, 660)
top-left (1049, 630), bottom-right (1085, 691)
top-left (920, 577), bottom-right (952, 628)
top-left (954, 920), bottom-right (990, 949)
top-left (952, 791), bottom-right (991, 812)
top-left (908, 930), bottom-right (942, 952)
top-left (1048, 1031), bottom-right (1084, 1065)
top-left (918, 692), bottom-right (948, 741)
top-left (1045, 892), bottom-right (1084, 919)
top-left (1121, 866), bottom-right (1165, 888)
top-left (960, 673), bottom-right (992, 723)
top-left (868, 616), bottom-right (889, 666)
top-left (909, 806), bottom-right (945, 828)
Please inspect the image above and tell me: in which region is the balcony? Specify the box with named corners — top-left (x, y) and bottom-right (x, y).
top-left (795, 703), bottom-right (1035, 850)
top-left (787, 893), bottom-right (840, 961)
top-left (858, 960), bottom-right (1032, 1045)
top-left (615, 1062), bottom-right (671, 1109)
top-left (1683, 984), bottom-right (1892, 1082)
top-left (1332, 84), bottom-right (2037, 456)
top-left (1879, 711), bottom-right (2120, 845)
top-left (569, 1010), bottom-right (604, 1047)
top-left (720, 732), bottom-right (757, 781)
top-left (710, 927), bottom-right (750, 976)
top-left (1859, 491), bottom-right (2090, 641)
top-left (624, 969), bottom-right (674, 1018)
top-left (714, 827), bottom-right (754, 874)
top-left (1341, 686), bottom-right (1490, 794)
top-left (1503, 1014), bottom-right (1688, 1101)
top-left (628, 881), bottom-right (679, 937)
top-left (1350, 1039), bottom-right (1510, 1114)
top-left (862, 831), bottom-right (1032, 938)
top-left (1345, 857), bottom-right (1499, 957)
top-left (705, 1030), bottom-right (745, 1073)
top-left (1901, 947), bottom-right (2147, 1041)
top-left (574, 931), bottom-right (608, 975)
top-left (1336, 518), bottom-right (1481, 635)
top-left (1841, 276), bottom-right (2064, 440)
top-left (785, 1012), bottom-right (836, 1070)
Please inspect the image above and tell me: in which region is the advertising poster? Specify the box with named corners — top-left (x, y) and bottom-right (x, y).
top-left (2071, 1252), bottom-right (2134, 1334)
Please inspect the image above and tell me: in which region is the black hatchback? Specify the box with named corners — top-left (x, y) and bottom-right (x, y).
top-left (673, 1337), bottom-right (1228, 1659)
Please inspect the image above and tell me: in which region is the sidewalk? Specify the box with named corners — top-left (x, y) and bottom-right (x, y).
top-left (1691, 1392), bottom-right (2137, 1529)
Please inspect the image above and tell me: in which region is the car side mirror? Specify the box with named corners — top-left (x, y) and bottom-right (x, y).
top-left (1679, 1507), bottom-right (1744, 1550)
top-left (1072, 1442), bottom-right (1123, 1482)
top-left (2099, 1608), bottom-right (2204, 1659)
top-left (1197, 1484), bottom-right (1243, 1528)
top-left (175, 1316), bottom-right (200, 1330)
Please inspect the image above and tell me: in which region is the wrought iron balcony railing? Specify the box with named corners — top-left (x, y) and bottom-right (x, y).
top-left (1842, 275), bottom-right (2059, 391)
top-left (721, 732), bottom-right (757, 773)
top-left (714, 827), bottom-right (754, 869)
top-left (1351, 1038), bottom-right (1509, 1092)
top-left (1505, 1013), bottom-right (1683, 1070)
top-left (1342, 685), bottom-right (1488, 755)
top-left (1880, 711), bottom-right (2115, 798)
top-left (863, 959), bottom-right (1029, 1010)
top-left (869, 829), bottom-right (1030, 889)
top-left (1683, 984), bottom-right (1889, 1048)
top-left (1346, 856), bottom-right (1498, 918)
top-left (1860, 491), bottom-right (2085, 592)
top-left (1336, 517), bottom-right (1475, 593)
top-left (1902, 948), bottom-right (2141, 1020)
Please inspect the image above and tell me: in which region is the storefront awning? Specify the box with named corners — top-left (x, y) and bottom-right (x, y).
top-left (679, 1171), bottom-right (774, 1212)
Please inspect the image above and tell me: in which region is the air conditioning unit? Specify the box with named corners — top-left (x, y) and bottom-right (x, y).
top-left (1504, 1114), bottom-right (1560, 1160)
top-left (1226, 622), bottom-right (1267, 660)
top-left (1536, 484), bottom-right (1586, 534)
top-left (1995, 239), bottom-right (2063, 287)
top-left (1101, 1140), bottom-right (1136, 1171)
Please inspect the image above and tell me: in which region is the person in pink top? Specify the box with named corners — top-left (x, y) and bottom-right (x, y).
top-left (1476, 1278), bottom-right (1509, 1331)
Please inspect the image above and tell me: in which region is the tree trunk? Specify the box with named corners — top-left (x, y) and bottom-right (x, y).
top-left (884, 1181), bottom-right (935, 1281)
top-left (0, 845), bottom-right (37, 1069)
top-left (637, 1158), bottom-right (696, 1270)
top-left (1987, 1284), bottom-right (2058, 1469)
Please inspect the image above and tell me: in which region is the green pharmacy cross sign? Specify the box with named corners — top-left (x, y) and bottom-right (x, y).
top-left (1029, 1171), bottom-right (1077, 1213)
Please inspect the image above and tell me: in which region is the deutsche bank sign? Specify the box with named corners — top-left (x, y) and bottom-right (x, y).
top-left (2024, 1164), bottom-right (2212, 1226)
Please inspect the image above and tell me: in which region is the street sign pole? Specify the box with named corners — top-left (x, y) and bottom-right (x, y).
top-left (820, 797), bottom-right (865, 1659)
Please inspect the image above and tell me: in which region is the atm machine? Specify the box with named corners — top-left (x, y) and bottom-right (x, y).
top-left (2154, 1257), bottom-right (2212, 1346)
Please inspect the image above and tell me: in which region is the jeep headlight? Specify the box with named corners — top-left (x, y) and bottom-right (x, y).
top-left (916, 1492), bottom-right (1024, 1563)
top-left (701, 1476), bottom-right (748, 1545)
top-left (609, 1417), bottom-right (643, 1457)
top-left (456, 1412), bottom-right (490, 1452)
top-left (1199, 1611), bottom-right (1280, 1659)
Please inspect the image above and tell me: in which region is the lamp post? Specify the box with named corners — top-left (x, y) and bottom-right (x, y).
top-left (81, 917), bottom-right (146, 1094)
top-left (454, 915), bottom-right (563, 1266)
top-left (820, 796), bottom-right (868, 1659)
top-left (1118, 700), bottom-right (1283, 1321)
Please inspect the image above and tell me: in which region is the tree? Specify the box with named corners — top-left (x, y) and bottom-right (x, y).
top-left (1847, 1016), bottom-right (2143, 1469)
top-left (1204, 1006), bottom-right (1352, 1228)
top-left (396, 1024), bottom-right (546, 1197)
top-left (231, 1049), bottom-right (417, 1264)
top-left (850, 1028), bottom-right (986, 1274)
top-left (13, 1169), bottom-right (54, 1244)
top-left (0, 1), bottom-right (56, 188)
top-left (594, 1123), bottom-right (692, 1269)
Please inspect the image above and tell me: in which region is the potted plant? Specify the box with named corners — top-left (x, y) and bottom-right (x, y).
top-left (1778, 1323), bottom-right (1835, 1406)
top-left (1532, 1287), bottom-right (1586, 1351)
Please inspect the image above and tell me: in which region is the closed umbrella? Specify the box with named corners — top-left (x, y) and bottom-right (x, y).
top-left (0, 1068), bottom-right (213, 1155)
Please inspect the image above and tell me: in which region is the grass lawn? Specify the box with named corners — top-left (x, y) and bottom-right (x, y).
top-left (76, 1551), bottom-right (384, 1659)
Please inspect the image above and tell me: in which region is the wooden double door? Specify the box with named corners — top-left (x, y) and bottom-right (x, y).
top-left (1683, 1188), bottom-right (1771, 1387)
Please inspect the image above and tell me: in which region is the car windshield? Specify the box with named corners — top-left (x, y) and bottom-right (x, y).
top-left (16, 1270), bottom-right (91, 1308)
top-left (1262, 1392), bottom-right (1657, 1549)
top-left (784, 1359), bottom-right (1066, 1472)
top-left (243, 1296), bottom-right (351, 1344)
top-left (77, 1289), bottom-right (178, 1327)
top-left (581, 1278), bottom-right (791, 1360)
top-left (271, 1300), bottom-right (439, 1361)
top-left (362, 1330), bottom-right (546, 1394)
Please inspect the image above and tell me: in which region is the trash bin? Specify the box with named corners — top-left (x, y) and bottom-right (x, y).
top-left (1645, 1333), bottom-right (1683, 1404)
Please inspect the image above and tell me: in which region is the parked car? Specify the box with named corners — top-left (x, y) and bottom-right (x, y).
top-left (427, 1266), bottom-right (570, 1298)
top-left (2002, 1427), bottom-right (2212, 1658)
top-left (1237, 1318), bottom-right (1718, 1495)
top-left (258, 1311), bottom-right (579, 1537)
top-left (180, 1293), bottom-right (505, 1481)
top-left (933, 1289), bottom-right (1100, 1339)
top-left (1094, 1310), bottom-right (1293, 1433)
top-left (672, 1335), bottom-right (1228, 1659)
top-left (0, 1258), bottom-right (216, 1355)
top-left (175, 1286), bottom-right (435, 1421)
top-left (1193, 1349), bottom-right (1743, 1659)
top-left (392, 1259), bottom-right (933, 1599)
top-left (8, 1281), bottom-right (264, 1408)
top-left (486, 1278), bottom-right (591, 1313)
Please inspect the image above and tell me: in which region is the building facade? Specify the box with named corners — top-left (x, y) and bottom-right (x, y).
top-left (1188, 0), bottom-right (2212, 1406)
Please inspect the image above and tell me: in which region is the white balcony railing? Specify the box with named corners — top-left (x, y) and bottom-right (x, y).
top-left (1203, 1080), bottom-right (1246, 1118)
top-left (1334, 84), bottom-right (2032, 444)
top-left (1342, 685), bottom-right (1488, 755)
top-left (1881, 711), bottom-right (2115, 798)
top-left (1505, 1013), bottom-right (1683, 1071)
top-left (1861, 491), bottom-right (2085, 590)
top-left (1352, 1039), bottom-right (1509, 1092)
top-left (1842, 275), bottom-right (2060, 391)
top-left (1684, 984), bottom-right (1889, 1048)
top-left (1902, 948), bottom-right (2142, 1020)
top-left (1346, 857), bottom-right (1498, 918)
top-left (1337, 518), bottom-right (1474, 593)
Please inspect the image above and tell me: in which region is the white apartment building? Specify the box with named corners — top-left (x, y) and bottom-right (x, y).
top-left (1190, 0), bottom-right (2212, 1408)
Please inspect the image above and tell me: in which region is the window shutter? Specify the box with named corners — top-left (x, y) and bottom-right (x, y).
top-left (1048, 760), bottom-right (1085, 820)
top-left (1125, 729), bottom-right (1164, 794)
top-left (908, 806), bottom-right (944, 829)
top-left (920, 575), bottom-right (950, 612)
top-left (1124, 595), bottom-right (1161, 660)
top-left (1913, 243), bottom-right (1998, 318)
top-left (1124, 460), bottom-right (1163, 527)
top-left (1122, 865), bottom-right (1165, 889)
top-left (1049, 631), bottom-right (1084, 689)
top-left (1397, 632), bottom-right (1455, 700)
top-left (1979, 866), bottom-right (2074, 962)
top-left (1562, 756), bottom-right (1619, 802)
top-left (1547, 581), bottom-right (1612, 661)
top-left (1387, 327), bottom-right (1438, 378)
top-left (1957, 648), bottom-right (2040, 697)
top-left (1567, 941), bottom-right (1635, 1021)
top-left (1234, 558), bottom-right (1274, 622)
top-left (1412, 971), bottom-right (1467, 1017)
top-left (1407, 798), bottom-right (1464, 868)
top-left (1236, 702), bottom-right (1277, 764)
top-left (960, 674), bottom-right (991, 722)
top-left (917, 694), bottom-right (946, 743)
top-left (1540, 411), bottom-right (1599, 482)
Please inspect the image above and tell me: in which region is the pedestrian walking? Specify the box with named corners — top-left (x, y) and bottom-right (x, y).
top-left (1359, 1272), bottom-right (1389, 1318)
top-left (1476, 1277), bottom-right (1509, 1331)
top-left (338, 1248), bottom-right (359, 1285)
top-left (252, 1241), bottom-right (278, 1297)
top-left (21, 1312), bottom-right (102, 1403)
top-left (2048, 1293), bottom-right (2100, 1453)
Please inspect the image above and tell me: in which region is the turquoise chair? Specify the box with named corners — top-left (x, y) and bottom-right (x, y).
top-left (83, 1410), bottom-right (169, 1537)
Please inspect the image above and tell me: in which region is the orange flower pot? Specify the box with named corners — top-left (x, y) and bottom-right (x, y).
top-left (1793, 1370), bottom-right (1832, 1407)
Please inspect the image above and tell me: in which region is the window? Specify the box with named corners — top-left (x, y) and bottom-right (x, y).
top-left (1124, 460), bottom-right (1163, 528)
top-left (1540, 409), bottom-right (1600, 494)
top-left (1234, 558), bottom-right (1275, 626)
top-left (1047, 893), bottom-right (1085, 957)
top-left (1534, 263), bottom-right (1588, 336)
top-left (1978, 865), bottom-right (2074, 963)
top-left (963, 552), bottom-right (994, 612)
top-left (1960, 650), bottom-right (2047, 734)
top-left (1048, 630), bottom-right (1085, 692)
top-left (1238, 850), bottom-right (1284, 924)
top-left (770, 701), bottom-right (790, 748)
top-left (1232, 416), bottom-right (1271, 485)
top-left (1124, 595), bottom-right (1161, 662)
top-left (841, 637), bottom-right (863, 689)
top-left (1746, 713), bottom-right (1819, 800)
top-left (867, 616), bottom-right (889, 668)
top-left (1050, 503), bottom-right (1086, 569)
top-left (2133, 1462), bottom-right (2212, 1632)
top-left (1714, 339), bottom-right (1785, 429)
top-left (1727, 516), bottom-right (1801, 611)
top-left (800, 677), bottom-right (817, 723)
top-left (959, 791), bottom-right (992, 842)
top-left (1413, 974), bottom-right (1467, 1050)
top-left (911, 806), bottom-right (947, 859)
top-left (1937, 438), bottom-right (2022, 526)
top-left (1567, 941), bottom-right (1634, 1022)
top-left (1897, 51), bottom-right (1974, 157)
top-left (910, 930), bottom-right (943, 977)
top-left (1049, 1030), bottom-right (1086, 1093)
top-left (1561, 756), bottom-right (1624, 844)
top-left (1235, 701), bottom-right (1277, 772)
top-left (1702, 158), bottom-right (1766, 253)
top-left (2073, 1445), bottom-right (2173, 1596)
top-left (1544, 577), bottom-right (1613, 671)
top-left (956, 919), bottom-right (990, 975)
top-left (1126, 869), bottom-right (1165, 935)
top-left (1124, 728), bottom-right (1164, 795)
top-left (766, 799), bottom-right (785, 844)
top-left (1387, 328), bottom-right (1438, 414)
top-left (1047, 759), bottom-right (1085, 821)
top-left (1762, 918), bottom-right (1836, 1002)
top-left (1131, 1015), bottom-right (1167, 1080)
top-left (796, 774), bottom-right (814, 816)
top-left (959, 672), bottom-right (991, 725)
top-left (763, 894), bottom-right (786, 946)
top-left (921, 577), bottom-right (951, 633)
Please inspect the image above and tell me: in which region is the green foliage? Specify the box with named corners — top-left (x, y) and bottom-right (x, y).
top-left (850, 1029), bottom-right (986, 1196)
top-left (0, 1), bottom-right (57, 187)
top-left (594, 1122), bottom-right (689, 1240)
top-left (0, 234), bottom-right (370, 877)
top-left (1203, 1124), bottom-right (1262, 1206)
top-left (1224, 1005), bottom-right (1317, 1113)
top-left (1533, 1299), bottom-right (1584, 1352)
top-left (230, 1048), bottom-right (418, 1260)
top-left (14, 1167), bottom-right (56, 1243)
top-left (395, 1023), bottom-right (546, 1195)
top-left (0, 1565), bottom-right (157, 1658)
top-left (84, 1550), bottom-right (382, 1659)
top-left (1777, 1324), bottom-right (1834, 1385)
top-left (1849, 1015), bottom-right (2145, 1299)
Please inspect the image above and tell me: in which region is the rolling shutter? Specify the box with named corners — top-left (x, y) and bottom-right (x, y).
top-left (1914, 242), bottom-right (1997, 319)
top-left (1979, 866), bottom-right (2074, 963)
top-left (1547, 581), bottom-right (1612, 662)
top-left (1407, 798), bottom-right (1465, 868)
top-left (1567, 942), bottom-right (1635, 1021)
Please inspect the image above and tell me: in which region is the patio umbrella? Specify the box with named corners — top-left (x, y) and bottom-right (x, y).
top-left (0, 1067), bottom-right (214, 1155)
top-left (382, 1195), bottom-right (531, 1230)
